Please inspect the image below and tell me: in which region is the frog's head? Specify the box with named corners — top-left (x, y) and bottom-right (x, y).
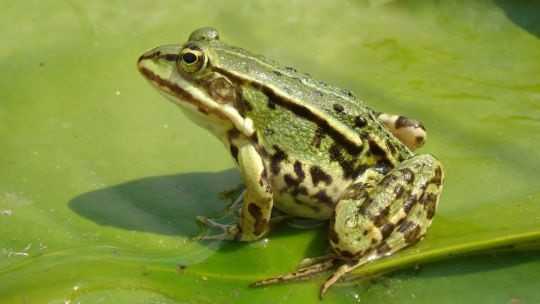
top-left (137, 27), bottom-right (253, 137)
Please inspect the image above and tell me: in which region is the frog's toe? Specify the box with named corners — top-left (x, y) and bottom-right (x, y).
top-left (251, 258), bottom-right (337, 287)
top-left (194, 216), bottom-right (239, 241)
top-left (378, 113), bottom-right (427, 150)
top-left (297, 253), bottom-right (336, 269)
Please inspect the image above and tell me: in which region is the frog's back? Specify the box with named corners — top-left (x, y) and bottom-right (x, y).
top-left (209, 40), bottom-right (411, 165)
top-left (211, 42), bottom-right (373, 129)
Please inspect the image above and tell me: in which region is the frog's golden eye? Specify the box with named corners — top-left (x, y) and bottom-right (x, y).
top-left (178, 47), bottom-right (206, 73)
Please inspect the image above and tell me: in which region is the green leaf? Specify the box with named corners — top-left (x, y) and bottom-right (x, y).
top-left (1, 1), bottom-right (540, 303)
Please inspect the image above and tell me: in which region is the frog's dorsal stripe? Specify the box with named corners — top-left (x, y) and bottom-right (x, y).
top-left (217, 47), bottom-right (355, 102)
top-left (212, 66), bottom-right (364, 155)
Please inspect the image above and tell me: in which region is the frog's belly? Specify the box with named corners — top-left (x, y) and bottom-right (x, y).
top-left (274, 193), bottom-right (333, 220)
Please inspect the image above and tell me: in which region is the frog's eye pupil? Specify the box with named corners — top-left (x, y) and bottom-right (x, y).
top-left (182, 52), bottom-right (197, 64)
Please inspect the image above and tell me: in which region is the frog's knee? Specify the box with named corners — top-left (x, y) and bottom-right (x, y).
top-left (378, 113), bottom-right (427, 150)
top-left (329, 194), bottom-right (381, 259)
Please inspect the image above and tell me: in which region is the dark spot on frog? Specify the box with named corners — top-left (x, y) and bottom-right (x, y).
top-left (401, 168), bottom-right (415, 182)
top-left (395, 116), bottom-right (415, 129)
top-left (421, 192), bottom-right (438, 220)
top-left (333, 104), bottom-right (344, 113)
top-left (341, 184), bottom-right (367, 201)
top-left (259, 168), bottom-right (270, 189)
top-left (314, 190), bottom-right (333, 206)
top-left (394, 185), bottom-right (405, 199)
top-left (229, 144), bottom-right (239, 162)
top-left (403, 195), bottom-right (416, 214)
top-left (344, 89), bottom-right (355, 98)
top-left (270, 145), bottom-right (287, 175)
top-left (227, 128), bottom-right (241, 140)
top-left (311, 127), bottom-right (325, 148)
top-left (310, 166), bottom-right (333, 186)
top-left (267, 98), bottom-right (277, 109)
top-left (387, 142), bottom-right (397, 155)
top-left (264, 128), bottom-right (275, 136)
top-left (376, 242), bottom-right (392, 255)
top-left (235, 97), bottom-right (253, 114)
top-left (380, 223), bottom-right (394, 239)
top-left (284, 174), bottom-right (300, 187)
top-left (291, 186), bottom-right (308, 196)
top-left (294, 161), bottom-right (305, 181)
top-left (357, 196), bottom-right (372, 215)
top-left (380, 174), bottom-right (397, 188)
top-left (431, 167), bottom-right (443, 185)
top-left (285, 66), bottom-right (297, 72)
top-left (272, 70), bottom-right (283, 76)
top-left (354, 116), bottom-right (367, 128)
top-left (368, 139), bottom-right (387, 158)
top-left (329, 143), bottom-right (366, 180)
top-left (402, 223), bottom-right (422, 244)
top-left (248, 203), bottom-right (266, 236)
top-left (371, 207), bottom-right (390, 227)
top-left (39, 62), bottom-right (45, 67)
top-left (398, 220), bottom-right (415, 233)
top-left (329, 144), bottom-right (344, 162)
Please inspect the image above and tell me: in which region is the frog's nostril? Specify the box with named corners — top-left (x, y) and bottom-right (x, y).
top-left (138, 49), bottom-right (161, 64)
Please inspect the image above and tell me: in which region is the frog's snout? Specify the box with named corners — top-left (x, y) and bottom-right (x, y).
top-left (137, 48), bottom-right (159, 69)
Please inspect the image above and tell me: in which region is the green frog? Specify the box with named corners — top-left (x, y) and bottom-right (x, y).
top-left (137, 27), bottom-right (444, 297)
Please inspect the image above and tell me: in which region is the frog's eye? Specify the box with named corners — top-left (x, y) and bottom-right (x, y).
top-left (178, 47), bottom-right (206, 73)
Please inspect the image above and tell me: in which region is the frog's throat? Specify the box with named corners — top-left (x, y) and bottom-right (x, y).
top-left (138, 64), bottom-right (255, 137)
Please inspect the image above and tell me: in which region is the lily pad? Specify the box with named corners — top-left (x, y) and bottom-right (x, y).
top-left (1, 1), bottom-right (540, 303)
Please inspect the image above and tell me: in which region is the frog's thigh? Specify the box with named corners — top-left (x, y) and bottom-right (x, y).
top-left (236, 143), bottom-right (274, 241)
top-left (330, 154), bottom-right (444, 258)
top-left (378, 113), bottom-right (427, 151)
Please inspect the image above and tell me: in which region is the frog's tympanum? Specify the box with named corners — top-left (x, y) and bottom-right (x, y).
top-left (138, 27), bottom-right (444, 297)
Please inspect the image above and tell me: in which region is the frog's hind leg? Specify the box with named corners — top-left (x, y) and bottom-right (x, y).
top-left (323, 154), bottom-right (444, 297)
top-left (377, 113), bottom-right (426, 151)
top-left (251, 257), bottom-right (337, 287)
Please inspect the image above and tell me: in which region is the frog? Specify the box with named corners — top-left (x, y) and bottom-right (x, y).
top-left (137, 27), bottom-right (444, 298)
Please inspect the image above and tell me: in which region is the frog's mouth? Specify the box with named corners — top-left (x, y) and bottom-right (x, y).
top-left (137, 47), bottom-right (255, 137)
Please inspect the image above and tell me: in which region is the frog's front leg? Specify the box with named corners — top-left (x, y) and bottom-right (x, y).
top-left (198, 141), bottom-right (273, 241)
top-left (322, 154), bottom-right (444, 296)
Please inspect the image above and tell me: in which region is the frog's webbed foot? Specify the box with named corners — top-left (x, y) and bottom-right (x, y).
top-left (319, 254), bottom-right (376, 298)
top-left (251, 254), bottom-right (381, 299)
top-left (193, 216), bottom-right (239, 241)
top-left (251, 255), bottom-right (337, 287)
top-left (219, 185), bottom-right (245, 212)
top-left (377, 112), bottom-right (426, 150)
